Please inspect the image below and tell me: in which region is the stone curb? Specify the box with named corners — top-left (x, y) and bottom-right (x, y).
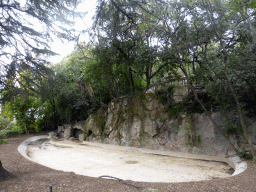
top-left (227, 155), bottom-right (247, 176)
top-left (18, 136), bottom-right (247, 178)
top-left (138, 150), bottom-right (247, 177)
top-left (123, 145), bottom-right (247, 177)
top-left (17, 135), bottom-right (48, 161)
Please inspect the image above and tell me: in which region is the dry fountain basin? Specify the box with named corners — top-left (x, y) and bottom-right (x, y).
top-left (18, 136), bottom-right (247, 183)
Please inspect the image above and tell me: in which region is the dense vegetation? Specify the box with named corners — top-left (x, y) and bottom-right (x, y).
top-left (0, 0), bottom-right (256, 160)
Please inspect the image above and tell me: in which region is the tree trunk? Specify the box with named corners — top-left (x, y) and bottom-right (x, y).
top-left (0, 161), bottom-right (13, 180)
top-left (178, 57), bottom-right (237, 151)
top-left (226, 76), bottom-right (256, 161)
top-left (145, 70), bottom-right (151, 90)
top-left (50, 99), bottom-right (57, 130)
top-left (102, 62), bottom-right (115, 99)
top-left (129, 67), bottom-right (135, 93)
top-left (219, 38), bottom-right (256, 161)
top-left (85, 81), bottom-right (98, 105)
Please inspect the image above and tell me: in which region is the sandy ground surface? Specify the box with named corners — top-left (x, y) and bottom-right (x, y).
top-left (26, 139), bottom-right (233, 183)
top-left (1, 135), bottom-right (256, 192)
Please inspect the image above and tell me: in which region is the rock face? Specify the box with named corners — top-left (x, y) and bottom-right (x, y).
top-left (56, 122), bottom-right (86, 141)
top-left (56, 93), bottom-right (255, 157)
top-left (249, 121), bottom-right (256, 145)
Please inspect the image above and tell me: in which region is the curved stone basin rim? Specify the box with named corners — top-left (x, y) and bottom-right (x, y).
top-left (18, 135), bottom-right (247, 181)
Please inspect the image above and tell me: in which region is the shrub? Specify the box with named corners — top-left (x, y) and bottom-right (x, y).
top-left (0, 128), bottom-right (24, 138)
top-left (0, 140), bottom-right (8, 145)
top-left (0, 117), bottom-right (11, 130)
top-left (236, 148), bottom-right (253, 160)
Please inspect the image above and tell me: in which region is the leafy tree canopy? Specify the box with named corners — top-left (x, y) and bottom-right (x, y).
top-left (0, 0), bottom-right (85, 93)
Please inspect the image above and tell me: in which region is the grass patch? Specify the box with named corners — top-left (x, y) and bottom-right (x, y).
top-left (0, 139), bottom-right (8, 145)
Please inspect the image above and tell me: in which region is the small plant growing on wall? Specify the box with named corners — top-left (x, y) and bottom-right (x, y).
top-left (195, 135), bottom-right (201, 147)
top-left (155, 85), bottom-right (175, 105)
top-left (185, 133), bottom-right (201, 147)
top-left (158, 117), bottom-right (164, 123)
top-left (184, 114), bottom-right (201, 147)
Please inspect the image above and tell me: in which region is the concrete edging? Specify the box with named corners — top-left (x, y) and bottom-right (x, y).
top-left (228, 155), bottom-right (247, 176)
top-left (18, 135), bottom-right (247, 177)
top-left (17, 135), bottom-right (48, 161)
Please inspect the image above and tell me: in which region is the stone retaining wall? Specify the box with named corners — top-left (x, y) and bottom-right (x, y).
top-left (49, 93), bottom-right (256, 158)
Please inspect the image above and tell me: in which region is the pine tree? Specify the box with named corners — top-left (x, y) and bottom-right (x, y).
top-left (0, 0), bottom-right (84, 91)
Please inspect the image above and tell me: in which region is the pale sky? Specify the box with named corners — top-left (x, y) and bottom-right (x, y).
top-left (49, 0), bottom-right (97, 64)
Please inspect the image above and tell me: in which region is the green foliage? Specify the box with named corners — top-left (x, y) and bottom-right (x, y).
top-left (1, 111), bottom-right (17, 134)
top-left (0, 117), bottom-right (11, 130)
top-left (0, 0), bottom-right (88, 134)
top-left (168, 103), bottom-right (185, 118)
top-left (224, 123), bottom-right (243, 137)
top-left (156, 85), bottom-right (175, 105)
top-left (0, 127), bottom-right (24, 138)
top-left (0, 140), bottom-right (8, 145)
top-left (236, 148), bottom-right (253, 160)
top-left (1, 70), bottom-right (45, 133)
top-left (0, 116), bottom-right (18, 133)
top-left (184, 114), bottom-right (201, 147)
top-left (2, 0), bottom-right (256, 140)
top-left (156, 90), bottom-right (168, 105)
top-left (0, 0), bottom-right (82, 55)
top-left (195, 135), bottom-right (201, 147)
top-left (92, 0), bottom-right (181, 96)
top-left (185, 133), bottom-right (198, 147)
top-left (158, 117), bottom-right (164, 123)
top-left (167, 93), bottom-right (205, 118)
top-left (167, 122), bottom-right (180, 132)
top-left (0, 0), bottom-right (85, 104)
top-left (51, 48), bottom-right (97, 123)
top-left (227, 0), bottom-right (256, 15)
top-left (34, 118), bottom-right (46, 132)
top-left (138, 91), bottom-right (147, 101)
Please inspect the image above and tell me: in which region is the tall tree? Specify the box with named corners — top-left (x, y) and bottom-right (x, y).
top-left (0, 0), bottom-right (84, 93)
top-left (0, 0), bottom-right (84, 175)
top-left (92, 0), bottom-right (256, 160)
top-left (92, 0), bottom-right (182, 95)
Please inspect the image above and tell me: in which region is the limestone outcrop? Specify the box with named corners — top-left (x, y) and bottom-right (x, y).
top-left (52, 93), bottom-right (256, 158)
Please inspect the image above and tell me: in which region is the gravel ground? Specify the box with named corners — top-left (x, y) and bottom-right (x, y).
top-left (0, 134), bottom-right (256, 192)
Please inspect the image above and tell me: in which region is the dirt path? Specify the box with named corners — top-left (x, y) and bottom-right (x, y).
top-left (1, 135), bottom-right (256, 192)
